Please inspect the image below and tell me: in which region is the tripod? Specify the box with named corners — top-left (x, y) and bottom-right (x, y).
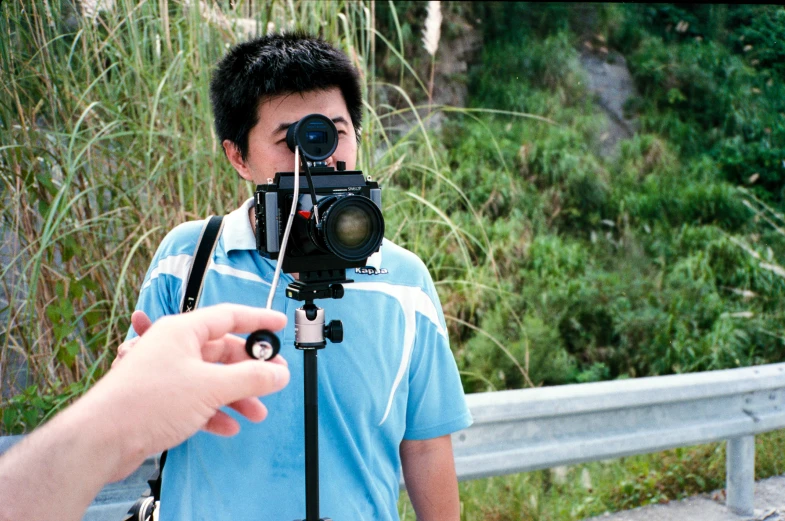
top-left (287, 270), bottom-right (350, 521)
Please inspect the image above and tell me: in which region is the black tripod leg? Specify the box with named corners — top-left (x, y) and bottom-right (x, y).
top-left (304, 349), bottom-right (320, 521)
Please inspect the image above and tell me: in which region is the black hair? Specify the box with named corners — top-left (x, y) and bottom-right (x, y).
top-left (210, 32), bottom-right (363, 161)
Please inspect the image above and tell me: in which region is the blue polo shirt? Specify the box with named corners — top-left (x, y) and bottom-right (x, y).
top-left (127, 198), bottom-right (473, 521)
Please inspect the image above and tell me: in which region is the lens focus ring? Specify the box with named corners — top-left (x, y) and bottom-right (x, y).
top-left (320, 196), bottom-right (384, 262)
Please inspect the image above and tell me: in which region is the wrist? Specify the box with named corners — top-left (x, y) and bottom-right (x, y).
top-left (74, 376), bottom-right (149, 482)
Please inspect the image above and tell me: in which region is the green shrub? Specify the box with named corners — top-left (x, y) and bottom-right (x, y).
top-left (458, 305), bottom-right (575, 391)
top-left (469, 32), bottom-right (587, 109)
top-left (625, 174), bottom-right (750, 231)
top-left (727, 6), bottom-right (785, 76)
top-left (621, 15), bottom-right (785, 205)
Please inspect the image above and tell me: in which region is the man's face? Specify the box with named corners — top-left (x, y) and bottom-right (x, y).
top-left (224, 87), bottom-right (358, 185)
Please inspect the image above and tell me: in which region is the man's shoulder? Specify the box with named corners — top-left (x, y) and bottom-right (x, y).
top-left (154, 219), bottom-right (209, 259)
top-left (377, 239), bottom-right (429, 275)
top-left (353, 239), bottom-right (438, 293)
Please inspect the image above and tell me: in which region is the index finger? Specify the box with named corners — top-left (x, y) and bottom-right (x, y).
top-left (161, 304), bottom-right (287, 345)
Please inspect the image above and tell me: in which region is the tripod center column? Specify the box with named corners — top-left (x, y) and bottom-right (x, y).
top-left (294, 301), bottom-right (327, 521)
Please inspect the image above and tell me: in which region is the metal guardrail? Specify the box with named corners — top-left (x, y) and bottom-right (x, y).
top-left (2, 363), bottom-right (784, 519)
top-left (453, 362), bottom-right (785, 516)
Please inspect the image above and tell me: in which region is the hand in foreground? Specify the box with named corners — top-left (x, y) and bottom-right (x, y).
top-left (97, 304), bottom-right (290, 480)
top-left (0, 304), bottom-right (289, 521)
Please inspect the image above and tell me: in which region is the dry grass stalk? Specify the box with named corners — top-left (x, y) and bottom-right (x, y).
top-left (421, 1), bottom-right (442, 108)
top-left (79, 0), bottom-right (116, 21)
top-left (421, 1), bottom-right (442, 57)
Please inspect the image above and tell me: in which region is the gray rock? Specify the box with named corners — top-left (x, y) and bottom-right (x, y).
top-left (579, 52), bottom-right (640, 158)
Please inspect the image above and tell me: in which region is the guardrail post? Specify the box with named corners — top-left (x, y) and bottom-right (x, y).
top-left (726, 435), bottom-right (755, 516)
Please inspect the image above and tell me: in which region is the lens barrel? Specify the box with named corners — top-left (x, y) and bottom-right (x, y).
top-left (311, 196), bottom-right (384, 262)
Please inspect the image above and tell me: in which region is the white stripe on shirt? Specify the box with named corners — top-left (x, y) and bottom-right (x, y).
top-left (141, 254), bottom-right (192, 291)
top-left (347, 282), bottom-right (446, 426)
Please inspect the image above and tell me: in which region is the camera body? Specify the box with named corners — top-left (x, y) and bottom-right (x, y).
top-left (254, 114), bottom-right (384, 274)
top-left (255, 165), bottom-right (382, 273)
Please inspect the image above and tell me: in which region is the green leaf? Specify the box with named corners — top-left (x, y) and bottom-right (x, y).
top-left (667, 88), bottom-right (686, 104)
top-left (66, 340), bottom-right (80, 357)
top-left (3, 408), bottom-right (20, 433)
top-left (62, 237), bottom-right (77, 263)
top-left (56, 342), bottom-right (77, 367)
top-left (37, 198), bottom-right (50, 217)
top-left (71, 278), bottom-right (84, 300)
top-left (31, 396), bottom-right (46, 410)
top-left (45, 304), bottom-right (61, 323)
top-left (36, 171), bottom-right (58, 196)
top-left (23, 408), bottom-right (39, 428)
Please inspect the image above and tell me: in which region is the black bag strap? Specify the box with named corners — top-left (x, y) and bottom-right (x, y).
top-left (182, 215), bottom-right (225, 313)
top-left (147, 450), bottom-right (167, 502)
top-left (124, 215), bottom-right (224, 520)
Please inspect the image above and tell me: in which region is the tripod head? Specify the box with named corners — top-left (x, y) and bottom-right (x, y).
top-left (244, 269), bottom-right (350, 359)
top-left (285, 269), bottom-right (352, 304)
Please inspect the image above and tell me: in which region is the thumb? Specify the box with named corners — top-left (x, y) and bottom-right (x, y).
top-left (207, 360), bottom-right (291, 406)
top-left (131, 310), bottom-right (153, 336)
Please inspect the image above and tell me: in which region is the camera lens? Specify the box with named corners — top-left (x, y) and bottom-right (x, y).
top-left (333, 205), bottom-right (371, 248)
top-left (318, 196), bottom-right (384, 261)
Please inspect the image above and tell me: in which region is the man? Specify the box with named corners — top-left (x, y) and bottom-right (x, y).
top-left (122, 32), bottom-right (471, 520)
top-left (0, 305), bottom-right (290, 521)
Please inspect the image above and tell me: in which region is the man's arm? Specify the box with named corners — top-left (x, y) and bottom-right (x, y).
top-left (0, 387), bottom-right (131, 521)
top-left (400, 435), bottom-right (460, 521)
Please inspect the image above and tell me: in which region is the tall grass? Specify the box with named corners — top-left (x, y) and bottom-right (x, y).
top-left (2, 0), bottom-right (256, 425)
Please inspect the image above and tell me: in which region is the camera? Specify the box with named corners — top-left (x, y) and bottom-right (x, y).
top-left (254, 114), bottom-right (385, 274)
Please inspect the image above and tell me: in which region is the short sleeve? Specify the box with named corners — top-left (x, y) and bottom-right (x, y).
top-left (403, 274), bottom-right (473, 440)
top-left (124, 221), bottom-right (203, 340)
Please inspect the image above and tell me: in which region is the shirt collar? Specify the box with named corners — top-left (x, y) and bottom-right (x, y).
top-left (222, 197), bottom-right (257, 252)
top-left (222, 197), bottom-right (384, 270)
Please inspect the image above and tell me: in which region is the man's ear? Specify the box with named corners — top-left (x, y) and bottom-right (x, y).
top-left (222, 140), bottom-right (253, 182)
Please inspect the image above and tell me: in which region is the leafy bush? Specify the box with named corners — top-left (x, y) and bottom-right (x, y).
top-left (433, 3), bottom-right (785, 393)
top-left (469, 32), bottom-right (587, 109)
top-left (458, 303), bottom-right (575, 392)
top-left (621, 9), bottom-right (785, 206)
top-left (625, 175), bottom-right (749, 230)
